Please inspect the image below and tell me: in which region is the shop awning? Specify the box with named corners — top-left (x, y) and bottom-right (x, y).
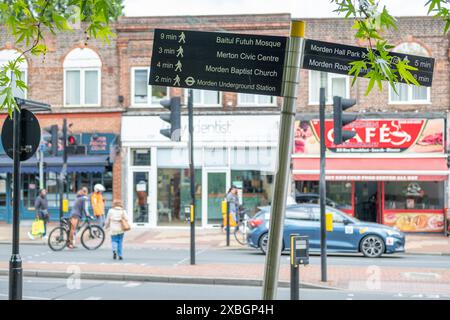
top-left (293, 157), bottom-right (449, 181)
top-left (0, 155), bottom-right (110, 174)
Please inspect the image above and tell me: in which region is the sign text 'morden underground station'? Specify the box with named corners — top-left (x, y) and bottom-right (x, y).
top-left (149, 28), bottom-right (287, 96)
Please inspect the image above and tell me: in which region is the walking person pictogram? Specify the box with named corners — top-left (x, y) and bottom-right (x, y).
top-left (175, 60), bottom-right (182, 72)
top-left (173, 74), bottom-right (181, 86)
top-left (176, 46), bottom-right (184, 58)
top-left (178, 32), bottom-right (186, 43)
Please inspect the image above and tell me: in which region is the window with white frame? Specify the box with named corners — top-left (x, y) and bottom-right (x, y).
top-left (309, 71), bottom-right (349, 104)
top-left (0, 49), bottom-right (28, 102)
top-left (131, 67), bottom-right (169, 106)
top-left (389, 42), bottom-right (430, 104)
top-left (64, 48), bottom-right (101, 106)
top-left (237, 93), bottom-right (276, 106)
top-left (186, 89), bottom-right (221, 107)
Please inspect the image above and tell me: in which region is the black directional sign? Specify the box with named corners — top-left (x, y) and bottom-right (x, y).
top-left (149, 29), bottom-right (287, 96)
top-left (1, 109), bottom-right (41, 161)
top-left (302, 39), bottom-right (435, 87)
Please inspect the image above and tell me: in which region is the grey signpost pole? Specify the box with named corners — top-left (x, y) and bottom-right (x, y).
top-left (188, 89), bottom-right (196, 265)
top-left (262, 20), bottom-right (305, 300)
top-left (319, 87), bottom-right (327, 282)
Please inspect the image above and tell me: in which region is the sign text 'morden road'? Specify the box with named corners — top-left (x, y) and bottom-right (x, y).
top-left (216, 51), bottom-right (280, 62)
top-left (216, 36), bottom-right (283, 49)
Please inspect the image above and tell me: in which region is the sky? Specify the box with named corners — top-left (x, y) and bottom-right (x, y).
top-left (123, 0), bottom-right (431, 18)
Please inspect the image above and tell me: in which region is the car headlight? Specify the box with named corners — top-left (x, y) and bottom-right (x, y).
top-left (386, 229), bottom-right (401, 237)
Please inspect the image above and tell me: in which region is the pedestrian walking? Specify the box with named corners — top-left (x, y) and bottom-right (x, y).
top-left (105, 200), bottom-right (130, 260)
top-left (68, 187), bottom-right (91, 249)
top-left (91, 184), bottom-right (106, 226)
top-left (28, 189), bottom-right (49, 240)
top-left (224, 185), bottom-right (240, 229)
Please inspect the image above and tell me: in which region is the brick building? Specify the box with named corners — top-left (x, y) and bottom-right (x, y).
top-left (0, 13), bottom-right (448, 230)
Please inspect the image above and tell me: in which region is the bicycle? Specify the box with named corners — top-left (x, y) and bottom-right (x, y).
top-left (234, 208), bottom-right (252, 245)
top-left (48, 216), bottom-right (105, 251)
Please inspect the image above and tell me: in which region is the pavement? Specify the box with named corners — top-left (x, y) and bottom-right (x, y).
top-left (0, 221), bottom-right (449, 254)
top-left (0, 222), bottom-right (449, 297)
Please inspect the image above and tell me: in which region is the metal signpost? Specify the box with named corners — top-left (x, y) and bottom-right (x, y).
top-left (262, 20), bottom-right (305, 300)
top-left (1, 98), bottom-right (50, 300)
top-left (302, 39), bottom-right (435, 87)
top-left (319, 87), bottom-right (327, 282)
top-left (149, 28), bottom-right (288, 269)
top-left (149, 29), bottom-right (287, 95)
top-left (187, 89), bottom-right (196, 265)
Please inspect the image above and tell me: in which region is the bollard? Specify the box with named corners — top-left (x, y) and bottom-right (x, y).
top-left (222, 201), bottom-right (230, 246)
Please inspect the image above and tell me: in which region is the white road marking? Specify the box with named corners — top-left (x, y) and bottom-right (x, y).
top-left (84, 296), bottom-right (102, 300)
top-left (123, 282), bottom-right (141, 288)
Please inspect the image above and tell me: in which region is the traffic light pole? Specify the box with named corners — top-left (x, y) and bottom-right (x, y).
top-left (188, 90), bottom-right (196, 265)
top-left (319, 87), bottom-right (327, 282)
top-left (10, 106), bottom-right (22, 300)
top-left (262, 20), bottom-right (305, 300)
top-left (59, 119), bottom-right (68, 220)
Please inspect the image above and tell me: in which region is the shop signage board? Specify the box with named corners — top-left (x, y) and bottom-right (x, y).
top-left (149, 29), bottom-right (287, 96)
top-left (294, 118), bottom-right (444, 154)
top-left (302, 39), bottom-right (435, 87)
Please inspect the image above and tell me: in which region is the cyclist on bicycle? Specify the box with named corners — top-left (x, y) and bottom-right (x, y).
top-left (68, 187), bottom-right (92, 249)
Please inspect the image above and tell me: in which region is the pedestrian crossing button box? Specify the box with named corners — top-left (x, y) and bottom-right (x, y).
top-left (291, 235), bottom-right (309, 266)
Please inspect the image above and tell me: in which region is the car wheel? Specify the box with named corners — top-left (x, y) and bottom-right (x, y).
top-left (360, 235), bottom-right (385, 258)
top-left (258, 233), bottom-right (284, 255)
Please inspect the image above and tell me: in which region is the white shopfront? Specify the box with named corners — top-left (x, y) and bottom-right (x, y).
top-left (121, 114), bottom-right (279, 228)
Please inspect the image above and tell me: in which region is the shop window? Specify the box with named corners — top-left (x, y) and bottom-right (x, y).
top-left (231, 170), bottom-right (273, 215)
top-left (384, 181), bottom-right (444, 210)
top-left (157, 147), bottom-right (203, 168)
top-left (0, 49), bottom-right (28, 102)
top-left (237, 93), bottom-right (276, 107)
top-left (64, 48), bottom-right (101, 106)
top-left (204, 147), bottom-right (228, 167)
top-left (186, 89), bottom-right (221, 107)
top-left (230, 147), bottom-right (275, 171)
top-left (309, 70), bottom-right (348, 105)
top-left (131, 148), bottom-right (151, 166)
top-left (326, 182), bottom-right (353, 211)
top-left (389, 43), bottom-right (430, 104)
top-left (23, 174), bottom-right (39, 210)
top-left (157, 168), bottom-right (202, 226)
top-left (131, 67), bottom-right (169, 106)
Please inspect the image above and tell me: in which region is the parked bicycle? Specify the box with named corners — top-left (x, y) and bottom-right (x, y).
top-left (48, 216), bottom-right (105, 251)
top-left (234, 208), bottom-right (252, 245)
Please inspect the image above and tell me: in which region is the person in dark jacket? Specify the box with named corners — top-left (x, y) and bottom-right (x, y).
top-left (68, 187), bottom-right (91, 249)
top-left (28, 189), bottom-right (49, 240)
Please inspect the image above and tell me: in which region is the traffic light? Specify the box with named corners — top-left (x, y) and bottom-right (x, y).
top-left (43, 125), bottom-right (58, 156)
top-left (333, 96), bottom-right (357, 145)
top-left (159, 97), bottom-right (181, 142)
top-left (67, 134), bottom-right (77, 146)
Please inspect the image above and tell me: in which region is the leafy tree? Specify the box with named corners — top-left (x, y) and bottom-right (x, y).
top-left (332, 0), bottom-right (449, 95)
top-left (0, 0), bottom-right (123, 116)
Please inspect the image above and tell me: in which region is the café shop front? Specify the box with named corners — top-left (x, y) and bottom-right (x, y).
top-left (293, 113), bottom-right (448, 233)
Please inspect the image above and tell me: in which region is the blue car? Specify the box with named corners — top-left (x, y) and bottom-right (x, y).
top-left (247, 204), bottom-right (405, 258)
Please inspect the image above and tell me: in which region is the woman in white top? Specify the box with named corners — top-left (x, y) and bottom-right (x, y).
top-left (105, 200), bottom-right (129, 260)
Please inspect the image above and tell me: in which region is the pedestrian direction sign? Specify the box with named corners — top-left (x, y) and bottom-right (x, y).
top-left (149, 29), bottom-right (287, 96)
top-left (302, 39), bottom-right (434, 87)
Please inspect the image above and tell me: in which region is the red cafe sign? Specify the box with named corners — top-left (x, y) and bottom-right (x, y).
top-left (294, 119), bottom-right (444, 154)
